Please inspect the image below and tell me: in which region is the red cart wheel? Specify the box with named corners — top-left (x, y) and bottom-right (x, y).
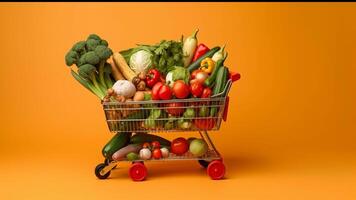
top-left (129, 162), bottom-right (147, 181)
top-left (207, 160), bottom-right (225, 180)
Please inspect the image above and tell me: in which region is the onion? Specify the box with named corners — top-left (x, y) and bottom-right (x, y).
top-left (195, 71), bottom-right (209, 84)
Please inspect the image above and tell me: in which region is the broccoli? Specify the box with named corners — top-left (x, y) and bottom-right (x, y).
top-left (64, 34), bottom-right (115, 100)
top-left (72, 41), bottom-right (87, 55)
top-left (81, 51), bottom-right (100, 65)
top-left (86, 39), bottom-right (100, 51)
top-left (78, 64), bottom-right (105, 94)
top-left (65, 50), bottom-right (78, 66)
top-left (87, 34), bottom-right (101, 41)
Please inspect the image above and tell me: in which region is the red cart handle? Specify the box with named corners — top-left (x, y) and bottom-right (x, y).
top-left (229, 71), bottom-right (241, 83)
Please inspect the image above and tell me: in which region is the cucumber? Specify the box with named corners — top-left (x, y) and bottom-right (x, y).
top-left (130, 133), bottom-right (171, 147)
top-left (204, 53), bottom-right (227, 88)
top-left (187, 47), bottom-right (220, 73)
top-left (102, 132), bottom-right (132, 159)
top-left (210, 66), bottom-right (229, 117)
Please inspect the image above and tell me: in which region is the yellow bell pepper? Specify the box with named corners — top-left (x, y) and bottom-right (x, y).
top-left (199, 57), bottom-right (215, 74)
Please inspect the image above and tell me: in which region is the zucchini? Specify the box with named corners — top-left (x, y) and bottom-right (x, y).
top-left (130, 133), bottom-right (171, 147)
top-left (210, 66), bottom-right (229, 117)
top-left (187, 47), bottom-right (220, 73)
top-left (112, 52), bottom-right (136, 81)
top-left (102, 132), bottom-right (132, 159)
top-left (204, 53), bottom-right (227, 88)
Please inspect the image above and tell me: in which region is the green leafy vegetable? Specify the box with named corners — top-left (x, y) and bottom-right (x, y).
top-left (120, 39), bottom-right (184, 76)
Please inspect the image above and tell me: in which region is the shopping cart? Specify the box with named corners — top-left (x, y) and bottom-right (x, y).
top-left (95, 72), bottom-right (240, 181)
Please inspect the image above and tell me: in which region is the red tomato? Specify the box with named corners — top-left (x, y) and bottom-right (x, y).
top-left (201, 87), bottom-right (212, 98)
top-left (152, 148), bottom-right (162, 159)
top-left (159, 85), bottom-right (172, 100)
top-left (171, 137), bottom-right (189, 155)
top-left (190, 79), bottom-right (200, 85)
top-left (151, 141), bottom-right (160, 149)
top-left (165, 102), bottom-right (185, 116)
top-left (190, 82), bottom-right (204, 97)
top-left (191, 69), bottom-right (203, 80)
top-left (172, 80), bottom-right (190, 99)
top-left (152, 82), bottom-right (163, 100)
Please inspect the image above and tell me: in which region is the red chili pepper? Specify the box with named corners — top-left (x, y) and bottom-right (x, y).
top-left (201, 87), bottom-right (212, 98)
top-left (192, 44), bottom-right (210, 62)
top-left (145, 69), bottom-right (161, 88)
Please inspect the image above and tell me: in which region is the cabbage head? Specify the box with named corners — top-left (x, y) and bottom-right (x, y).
top-left (129, 50), bottom-right (152, 73)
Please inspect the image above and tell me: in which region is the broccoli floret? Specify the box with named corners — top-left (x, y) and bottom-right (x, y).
top-left (81, 51), bottom-right (100, 65)
top-left (77, 56), bottom-right (85, 66)
top-left (94, 45), bottom-right (113, 60)
top-left (78, 64), bottom-right (96, 78)
top-left (100, 40), bottom-right (108, 47)
top-left (72, 41), bottom-right (87, 55)
top-left (87, 34), bottom-right (101, 41)
top-left (86, 39), bottom-right (100, 51)
top-left (65, 50), bottom-right (78, 66)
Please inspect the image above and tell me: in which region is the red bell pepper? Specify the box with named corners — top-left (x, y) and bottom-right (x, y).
top-left (192, 44), bottom-right (210, 62)
top-left (201, 87), bottom-right (212, 98)
top-left (146, 69), bottom-right (161, 88)
top-left (194, 118), bottom-right (216, 130)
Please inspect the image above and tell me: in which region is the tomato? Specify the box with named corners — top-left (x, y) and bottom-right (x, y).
top-left (190, 82), bottom-right (204, 97)
top-left (194, 118), bottom-right (216, 130)
top-left (165, 102), bottom-right (185, 116)
top-left (159, 84), bottom-right (172, 100)
top-left (151, 141), bottom-right (160, 149)
top-left (152, 82), bottom-right (172, 100)
top-left (191, 69), bottom-right (203, 80)
top-left (171, 137), bottom-right (189, 155)
top-left (152, 148), bottom-right (162, 159)
top-left (201, 87), bottom-right (212, 98)
top-left (172, 80), bottom-right (190, 99)
top-left (152, 82), bottom-right (163, 100)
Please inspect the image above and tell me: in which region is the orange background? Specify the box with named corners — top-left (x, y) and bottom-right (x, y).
top-left (1, 2), bottom-right (355, 200)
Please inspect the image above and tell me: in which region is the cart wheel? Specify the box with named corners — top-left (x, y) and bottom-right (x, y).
top-left (207, 160), bottom-right (225, 180)
top-left (95, 163), bottom-right (111, 179)
top-left (198, 160), bottom-right (210, 168)
top-left (129, 162), bottom-right (147, 181)
top-left (105, 158), bottom-right (117, 169)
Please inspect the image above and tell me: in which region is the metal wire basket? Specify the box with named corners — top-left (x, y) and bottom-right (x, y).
top-left (103, 79), bottom-right (233, 133)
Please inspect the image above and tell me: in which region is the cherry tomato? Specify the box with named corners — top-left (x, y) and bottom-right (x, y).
top-left (191, 69), bottom-right (204, 80)
top-left (165, 102), bottom-right (185, 116)
top-left (152, 148), bottom-right (162, 159)
top-left (171, 137), bottom-right (189, 155)
top-left (201, 87), bottom-right (212, 98)
top-left (190, 82), bottom-right (204, 97)
top-left (152, 82), bottom-right (163, 100)
top-left (151, 141), bottom-right (160, 149)
top-left (172, 80), bottom-right (190, 99)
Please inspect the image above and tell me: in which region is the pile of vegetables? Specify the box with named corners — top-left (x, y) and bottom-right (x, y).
top-left (102, 132), bottom-right (209, 162)
top-left (65, 31), bottom-right (239, 161)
